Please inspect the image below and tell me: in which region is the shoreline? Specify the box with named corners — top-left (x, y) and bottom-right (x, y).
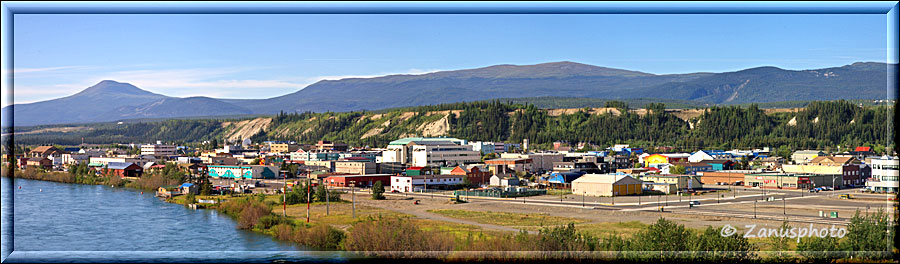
top-left (2, 171), bottom-right (311, 248)
top-left (3, 169), bottom-right (896, 261)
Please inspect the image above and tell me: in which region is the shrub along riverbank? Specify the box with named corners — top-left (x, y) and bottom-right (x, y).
top-left (5, 165), bottom-right (896, 261)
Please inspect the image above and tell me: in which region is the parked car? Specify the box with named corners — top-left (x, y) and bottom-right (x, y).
top-left (821, 186), bottom-right (833, 191)
top-left (809, 188), bottom-right (820, 193)
top-left (255, 181), bottom-right (265, 187)
top-left (689, 201), bottom-right (701, 205)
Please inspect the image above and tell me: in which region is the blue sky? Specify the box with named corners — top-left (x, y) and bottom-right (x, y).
top-left (4, 13), bottom-right (891, 106)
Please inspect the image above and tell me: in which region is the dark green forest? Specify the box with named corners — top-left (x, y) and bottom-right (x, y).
top-left (6, 100), bottom-right (896, 152)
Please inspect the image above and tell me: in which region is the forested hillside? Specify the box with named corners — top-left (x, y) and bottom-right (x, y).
top-left (7, 100), bottom-right (895, 152)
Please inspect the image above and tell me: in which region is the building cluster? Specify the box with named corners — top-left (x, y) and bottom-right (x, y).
top-left (7, 136), bottom-right (897, 196)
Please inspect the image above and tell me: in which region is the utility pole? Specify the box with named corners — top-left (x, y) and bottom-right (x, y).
top-left (582, 191), bottom-right (585, 207)
top-left (282, 171), bottom-right (286, 217)
top-left (325, 181), bottom-right (329, 216)
top-left (351, 181), bottom-right (356, 218)
top-left (754, 200), bottom-right (757, 219)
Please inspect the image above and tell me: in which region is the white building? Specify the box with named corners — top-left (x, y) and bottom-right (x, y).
top-left (688, 150), bottom-right (734, 163)
top-left (89, 156), bottom-right (155, 167)
top-left (78, 148), bottom-right (109, 157)
top-left (410, 141), bottom-right (481, 167)
top-left (390, 175), bottom-right (464, 192)
top-left (489, 175), bottom-right (520, 186)
top-left (866, 156), bottom-right (899, 193)
top-left (141, 143), bottom-right (176, 157)
top-left (382, 137), bottom-right (467, 165)
top-left (468, 141), bottom-right (497, 154)
top-left (61, 153), bottom-right (90, 165)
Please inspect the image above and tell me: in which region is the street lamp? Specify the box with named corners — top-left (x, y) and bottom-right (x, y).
top-left (783, 194), bottom-right (786, 220)
top-left (832, 176), bottom-right (836, 197)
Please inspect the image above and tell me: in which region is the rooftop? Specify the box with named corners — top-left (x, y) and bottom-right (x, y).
top-left (388, 137), bottom-right (464, 145)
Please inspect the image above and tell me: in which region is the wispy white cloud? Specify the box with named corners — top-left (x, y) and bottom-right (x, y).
top-left (3, 65), bottom-right (88, 75)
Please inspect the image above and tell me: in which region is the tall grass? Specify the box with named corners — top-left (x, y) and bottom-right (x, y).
top-left (271, 223), bottom-right (345, 250)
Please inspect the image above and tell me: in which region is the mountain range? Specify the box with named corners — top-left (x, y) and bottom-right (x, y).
top-left (4, 61), bottom-right (895, 127)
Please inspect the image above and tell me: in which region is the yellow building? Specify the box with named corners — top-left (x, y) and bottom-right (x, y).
top-left (644, 154), bottom-right (670, 166)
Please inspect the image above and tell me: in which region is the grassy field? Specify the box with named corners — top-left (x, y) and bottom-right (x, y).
top-left (427, 209), bottom-right (588, 227)
top-left (575, 221), bottom-right (647, 238)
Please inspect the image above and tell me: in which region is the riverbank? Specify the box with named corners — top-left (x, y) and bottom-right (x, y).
top-left (4, 167), bottom-right (895, 261)
top-left (2, 177), bottom-right (302, 259)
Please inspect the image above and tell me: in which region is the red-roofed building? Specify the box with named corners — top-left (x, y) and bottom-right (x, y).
top-left (855, 146), bottom-right (871, 152)
top-left (643, 167), bottom-right (660, 173)
top-left (445, 165), bottom-right (491, 185)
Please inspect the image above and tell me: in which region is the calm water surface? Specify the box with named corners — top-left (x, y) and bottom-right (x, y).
top-left (1, 177), bottom-right (344, 263)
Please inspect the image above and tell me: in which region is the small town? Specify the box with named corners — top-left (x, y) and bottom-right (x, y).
top-left (2, 2), bottom-right (899, 263)
top-left (11, 138), bottom-right (900, 198)
top-left (6, 137), bottom-right (898, 258)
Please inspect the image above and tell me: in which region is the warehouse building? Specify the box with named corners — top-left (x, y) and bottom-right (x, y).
top-left (571, 174), bottom-right (643, 196)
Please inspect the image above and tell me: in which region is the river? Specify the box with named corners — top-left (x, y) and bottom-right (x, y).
top-left (1, 177), bottom-right (344, 263)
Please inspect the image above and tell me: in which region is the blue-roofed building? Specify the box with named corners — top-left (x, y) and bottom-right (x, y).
top-left (704, 160), bottom-right (735, 171)
top-left (63, 147), bottom-right (81, 153)
top-left (180, 183), bottom-right (198, 195)
top-left (546, 171), bottom-right (586, 186)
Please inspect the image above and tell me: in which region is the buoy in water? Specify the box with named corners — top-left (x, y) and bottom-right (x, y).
top-left (141, 192), bottom-right (144, 194)
top-left (18, 186), bottom-right (21, 189)
top-left (39, 189), bottom-right (42, 192)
